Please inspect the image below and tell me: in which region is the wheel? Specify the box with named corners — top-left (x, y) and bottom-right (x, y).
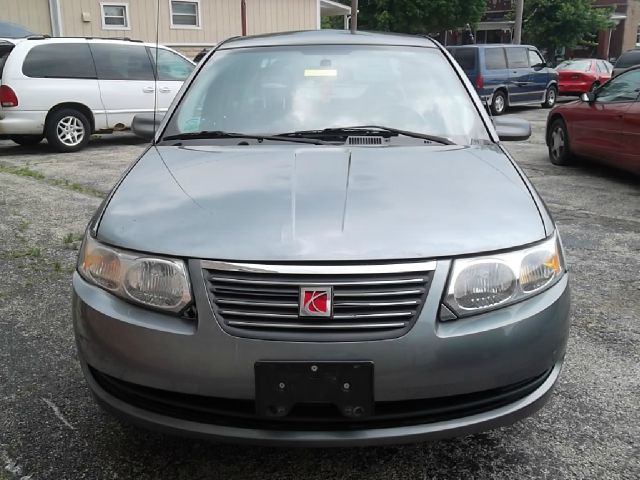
top-left (10, 135), bottom-right (44, 146)
top-left (548, 118), bottom-right (573, 166)
top-left (45, 108), bottom-right (91, 152)
top-left (491, 90), bottom-right (507, 116)
top-left (542, 85), bottom-right (558, 108)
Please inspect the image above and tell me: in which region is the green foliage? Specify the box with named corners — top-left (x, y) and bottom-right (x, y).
top-left (523, 0), bottom-right (613, 56)
top-left (325, 0), bottom-right (486, 34)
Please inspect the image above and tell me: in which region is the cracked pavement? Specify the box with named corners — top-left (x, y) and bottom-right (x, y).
top-left (0, 106), bottom-right (638, 479)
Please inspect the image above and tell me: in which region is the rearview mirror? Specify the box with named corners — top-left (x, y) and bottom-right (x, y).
top-left (132, 113), bottom-right (164, 141)
top-left (493, 117), bottom-right (531, 142)
top-left (580, 92), bottom-right (596, 103)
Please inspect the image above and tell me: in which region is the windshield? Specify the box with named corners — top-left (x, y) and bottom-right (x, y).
top-left (163, 45), bottom-right (490, 145)
top-left (556, 60), bottom-right (592, 72)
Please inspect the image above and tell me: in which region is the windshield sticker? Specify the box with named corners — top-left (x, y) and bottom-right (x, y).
top-left (304, 69), bottom-right (338, 77)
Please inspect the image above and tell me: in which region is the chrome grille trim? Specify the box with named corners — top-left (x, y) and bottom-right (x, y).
top-left (202, 260), bottom-right (436, 342)
top-left (202, 260), bottom-right (437, 274)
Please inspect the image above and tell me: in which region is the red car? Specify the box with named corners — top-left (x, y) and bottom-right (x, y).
top-left (556, 58), bottom-right (612, 96)
top-left (546, 66), bottom-right (640, 174)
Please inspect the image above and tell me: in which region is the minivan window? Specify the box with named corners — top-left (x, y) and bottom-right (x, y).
top-left (0, 43), bottom-right (14, 78)
top-left (484, 48), bottom-right (506, 70)
top-left (451, 48), bottom-right (476, 71)
top-left (91, 44), bottom-right (155, 81)
top-left (22, 43), bottom-right (96, 79)
top-left (527, 49), bottom-right (545, 67)
top-left (506, 47), bottom-right (529, 68)
top-left (614, 50), bottom-right (640, 69)
top-left (166, 45), bottom-right (491, 146)
top-left (149, 48), bottom-right (194, 81)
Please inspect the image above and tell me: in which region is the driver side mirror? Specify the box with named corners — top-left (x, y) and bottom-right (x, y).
top-left (534, 61), bottom-right (547, 70)
top-left (493, 117), bottom-right (531, 142)
top-left (580, 92), bottom-right (596, 103)
top-left (132, 113), bottom-right (164, 140)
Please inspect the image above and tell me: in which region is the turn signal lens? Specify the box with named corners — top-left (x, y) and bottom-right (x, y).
top-left (520, 250), bottom-right (561, 293)
top-left (81, 244), bottom-right (121, 291)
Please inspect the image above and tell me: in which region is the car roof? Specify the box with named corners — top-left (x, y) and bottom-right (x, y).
top-left (448, 44), bottom-right (537, 49)
top-left (220, 29), bottom-right (438, 49)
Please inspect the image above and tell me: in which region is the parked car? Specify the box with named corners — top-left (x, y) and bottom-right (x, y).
top-left (447, 44), bottom-right (559, 115)
top-left (0, 21), bottom-right (34, 39)
top-left (73, 30), bottom-right (570, 447)
top-left (547, 66), bottom-right (640, 174)
top-left (0, 37), bottom-right (194, 152)
top-left (612, 48), bottom-right (640, 77)
top-left (556, 58), bottom-right (612, 96)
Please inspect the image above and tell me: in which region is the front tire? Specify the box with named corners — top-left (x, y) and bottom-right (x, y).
top-left (548, 118), bottom-right (573, 166)
top-left (45, 108), bottom-right (91, 153)
top-left (491, 90), bottom-right (507, 116)
top-left (542, 85), bottom-right (558, 108)
top-left (10, 135), bottom-right (44, 146)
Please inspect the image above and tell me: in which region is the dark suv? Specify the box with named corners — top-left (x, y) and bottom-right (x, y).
top-left (448, 44), bottom-right (559, 115)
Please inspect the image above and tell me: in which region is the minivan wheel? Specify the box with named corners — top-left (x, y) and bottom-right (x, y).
top-left (46, 108), bottom-right (91, 153)
top-left (10, 135), bottom-right (44, 146)
top-left (491, 91), bottom-right (507, 115)
top-left (548, 118), bottom-right (573, 166)
top-left (542, 85), bottom-right (558, 108)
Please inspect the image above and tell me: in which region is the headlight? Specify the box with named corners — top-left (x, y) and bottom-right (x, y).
top-left (78, 234), bottom-right (192, 313)
top-left (443, 232), bottom-right (565, 318)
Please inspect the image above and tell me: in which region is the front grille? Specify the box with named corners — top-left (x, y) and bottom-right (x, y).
top-left (202, 261), bottom-right (436, 341)
top-left (91, 366), bottom-right (553, 431)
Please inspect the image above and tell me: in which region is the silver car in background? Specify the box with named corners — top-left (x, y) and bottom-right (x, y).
top-left (73, 30), bottom-right (570, 446)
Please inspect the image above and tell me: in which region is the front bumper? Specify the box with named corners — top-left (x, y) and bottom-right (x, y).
top-left (73, 259), bottom-right (571, 446)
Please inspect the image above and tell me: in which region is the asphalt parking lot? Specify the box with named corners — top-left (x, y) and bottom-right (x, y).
top-left (1, 105), bottom-right (638, 480)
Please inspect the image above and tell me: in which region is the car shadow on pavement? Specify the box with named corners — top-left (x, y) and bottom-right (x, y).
top-left (0, 134), bottom-right (148, 157)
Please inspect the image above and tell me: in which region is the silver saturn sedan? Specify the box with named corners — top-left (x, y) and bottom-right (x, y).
top-left (72, 30), bottom-right (570, 446)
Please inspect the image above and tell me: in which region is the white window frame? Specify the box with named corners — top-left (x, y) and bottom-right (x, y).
top-left (169, 0), bottom-right (201, 30)
top-left (100, 2), bottom-right (131, 30)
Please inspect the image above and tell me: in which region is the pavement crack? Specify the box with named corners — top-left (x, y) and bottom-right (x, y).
top-left (42, 398), bottom-right (75, 431)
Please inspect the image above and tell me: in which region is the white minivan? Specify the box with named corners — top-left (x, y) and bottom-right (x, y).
top-left (0, 37), bottom-right (194, 152)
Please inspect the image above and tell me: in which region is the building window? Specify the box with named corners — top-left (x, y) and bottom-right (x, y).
top-left (170, 1), bottom-right (200, 29)
top-left (100, 3), bottom-right (130, 29)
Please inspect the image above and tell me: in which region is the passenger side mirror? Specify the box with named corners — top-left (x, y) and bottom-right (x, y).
top-left (132, 113), bottom-right (164, 141)
top-left (581, 92), bottom-right (596, 103)
top-left (493, 117), bottom-right (531, 142)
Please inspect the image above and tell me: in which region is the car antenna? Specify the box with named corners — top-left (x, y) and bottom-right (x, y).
top-left (152, 0), bottom-right (160, 145)
top-left (350, 0), bottom-right (358, 34)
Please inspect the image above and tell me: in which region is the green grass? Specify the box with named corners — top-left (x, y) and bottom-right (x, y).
top-left (17, 219), bottom-right (30, 232)
top-left (53, 261), bottom-right (62, 272)
top-left (63, 232), bottom-right (84, 244)
top-left (0, 163), bottom-right (105, 199)
top-left (10, 247), bottom-right (41, 258)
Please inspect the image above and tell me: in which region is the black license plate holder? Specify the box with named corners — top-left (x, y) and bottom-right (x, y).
top-left (255, 361), bottom-right (374, 419)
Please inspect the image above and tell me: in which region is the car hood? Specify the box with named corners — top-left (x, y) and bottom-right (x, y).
top-left (98, 144), bottom-right (546, 261)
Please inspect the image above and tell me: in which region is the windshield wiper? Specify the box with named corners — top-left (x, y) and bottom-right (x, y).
top-left (277, 126), bottom-right (455, 145)
top-left (162, 130), bottom-right (330, 145)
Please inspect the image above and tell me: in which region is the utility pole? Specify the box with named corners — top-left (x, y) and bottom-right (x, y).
top-left (514, 0), bottom-right (524, 44)
top-left (350, 0), bottom-right (358, 33)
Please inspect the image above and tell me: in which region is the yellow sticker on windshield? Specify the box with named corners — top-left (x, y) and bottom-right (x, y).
top-left (304, 69), bottom-right (338, 77)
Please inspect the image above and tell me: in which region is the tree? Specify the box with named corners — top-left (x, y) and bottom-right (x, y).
top-left (340, 0), bottom-right (486, 34)
top-left (522, 0), bottom-right (613, 57)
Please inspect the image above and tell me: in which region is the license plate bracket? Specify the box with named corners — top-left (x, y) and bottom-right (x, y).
top-left (255, 361), bottom-right (374, 419)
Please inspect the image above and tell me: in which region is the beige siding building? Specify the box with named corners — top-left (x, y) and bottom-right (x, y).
top-left (2, 0), bottom-right (350, 57)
